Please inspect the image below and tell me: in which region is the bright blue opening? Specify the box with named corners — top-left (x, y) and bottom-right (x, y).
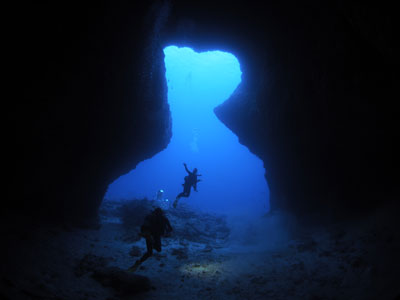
top-left (105, 46), bottom-right (270, 216)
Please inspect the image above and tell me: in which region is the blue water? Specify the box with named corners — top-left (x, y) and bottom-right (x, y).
top-left (105, 46), bottom-right (269, 216)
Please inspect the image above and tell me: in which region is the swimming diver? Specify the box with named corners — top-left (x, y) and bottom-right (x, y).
top-left (128, 207), bottom-right (173, 272)
top-left (173, 163), bottom-right (201, 208)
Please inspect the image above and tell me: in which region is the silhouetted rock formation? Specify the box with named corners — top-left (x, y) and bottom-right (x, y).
top-left (92, 267), bottom-right (151, 295)
top-left (5, 1), bottom-right (397, 225)
top-left (6, 2), bottom-right (171, 226)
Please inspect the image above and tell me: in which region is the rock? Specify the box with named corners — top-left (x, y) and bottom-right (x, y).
top-left (250, 276), bottom-right (267, 285)
top-left (296, 238), bottom-right (317, 252)
top-left (350, 257), bottom-right (366, 269)
top-left (318, 250), bottom-right (332, 257)
top-left (129, 245), bottom-right (142, 257)
top-left (119, 199), bottom-right (153, 229)
top-left (75, 254), bottom-right (112, 277)
top-left (171, 247), bottom-right (188, 260)
top-left (290, 261), bottom-right (305, 271)
top-left (330, 229), bottom-right (346, 241)
top-left (179, 239), bottom-right (189, 246)
top-left (154, 252), bottom-right (166, 258)
top-left (92, 266), bottom-right (151, 295)
top-left (121, 230), bottom-right (141, 243)
top-left (202, 245), bottom-right (213, 252)
top-left (167, 208), bottom-right (230, 244)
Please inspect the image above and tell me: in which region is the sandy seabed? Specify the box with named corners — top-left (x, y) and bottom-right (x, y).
top-left (1, 200), bottom-right (399, 300)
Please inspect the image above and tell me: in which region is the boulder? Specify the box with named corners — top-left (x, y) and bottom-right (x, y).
top-left (92, 267), bottom-right (151, 295)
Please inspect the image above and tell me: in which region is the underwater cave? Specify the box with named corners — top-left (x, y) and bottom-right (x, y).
top-left (105, 45), bottom-right (270, 216)
top-left (2, 1), bottom-right (398, 300)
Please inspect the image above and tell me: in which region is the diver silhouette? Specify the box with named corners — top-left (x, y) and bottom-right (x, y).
top-left (128, 207), bottom-right (173, 272)
top-left (173, 163), bottom-right (201, 208)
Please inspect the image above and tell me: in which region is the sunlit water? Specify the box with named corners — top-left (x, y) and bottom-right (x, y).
top-left (105, 46), bottom-right (269, 216)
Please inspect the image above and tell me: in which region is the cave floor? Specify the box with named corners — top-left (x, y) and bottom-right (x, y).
top-left (1, 202), bottom-right (399, 300)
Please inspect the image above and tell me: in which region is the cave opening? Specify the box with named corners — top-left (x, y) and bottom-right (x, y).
top-left (105, 45), bottom-right (269, 216)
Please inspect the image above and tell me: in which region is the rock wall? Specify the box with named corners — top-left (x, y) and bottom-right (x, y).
top-left (163, 0), bottom-right (398, 218)
top-left (215, 2), bottom-right (398, 217)
top-left (5, 1), bottom-right (397, 225)
top-left (5, 2), bottom-right (171, 225)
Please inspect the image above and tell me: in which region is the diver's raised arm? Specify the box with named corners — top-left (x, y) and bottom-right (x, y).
top-left (183, 163), bottom-right (191, 174)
